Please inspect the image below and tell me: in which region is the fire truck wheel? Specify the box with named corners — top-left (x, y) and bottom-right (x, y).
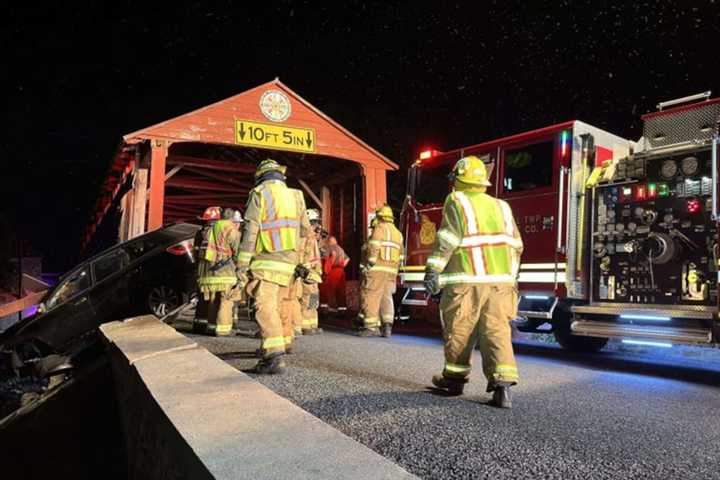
top-left (554, 327), bottom-right (608, 353)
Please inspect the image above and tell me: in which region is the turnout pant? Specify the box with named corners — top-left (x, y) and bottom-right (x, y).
top-left (247, 279), bottom-right (285, 356)
top-left (207, 289), bottom-right (235, 336)
top-left (301, 282), bottom-right (320, 330)
top-left (361, 271), bottom-right (397, 329)
top-left (279, 279), bottom-right (303, 342)
top-left (439, 284), bottom-right (519, 389)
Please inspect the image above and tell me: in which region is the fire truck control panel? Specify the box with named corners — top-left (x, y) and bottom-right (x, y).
top-left (592, 149), bottom-right (717, 307)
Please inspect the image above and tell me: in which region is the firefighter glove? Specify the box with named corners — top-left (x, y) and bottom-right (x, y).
top-left (294, 264), bottom-right (310, 280)
top-left (423, 269), bottom-right (441, 296)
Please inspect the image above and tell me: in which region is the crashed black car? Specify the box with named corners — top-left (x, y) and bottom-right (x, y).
top-left (0, 223), bottom-right (200, 417)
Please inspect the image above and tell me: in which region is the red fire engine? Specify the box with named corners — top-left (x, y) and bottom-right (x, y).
top-left (399, 92), bottom-right (720, 353)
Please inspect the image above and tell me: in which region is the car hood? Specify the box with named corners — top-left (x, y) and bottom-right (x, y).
top-left (0, 310), bottom-right (44, 347)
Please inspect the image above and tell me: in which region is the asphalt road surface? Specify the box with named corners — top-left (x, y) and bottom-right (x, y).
top-left (193, 328), bottom-right (720, 479)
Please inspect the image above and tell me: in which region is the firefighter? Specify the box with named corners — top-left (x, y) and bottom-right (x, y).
top-left (358, 205), bottom-right (404, 338)
top-left (229, 209), bottom-right (246, 328)
top-left (353, 216), bottom-right (379, 330)
top-left (199, 207), bottom-right (242, 337)
top-left (236, 159), bottom-right (310, 374)
top-left (193, 206), bottom-right (222, 334)
top-left (300, 208), bottom-right (324, 335)
top-left (321, 236), bottom-right (349, 312)
top-left (423, 156), bottom-right (523, 408)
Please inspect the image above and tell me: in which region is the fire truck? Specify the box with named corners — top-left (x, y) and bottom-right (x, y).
top-left (399, 92), bottom-right (720, 353)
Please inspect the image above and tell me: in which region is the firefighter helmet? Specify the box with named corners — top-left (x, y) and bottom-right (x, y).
top-left (232, 210), bottom-right (244, 224)
top-left (306, 208), bottom-right (321, 223)
top-left (255, 158), bottom-right (287, 179)
top-left (198, 206), bottom-right (222, 221)
top-left (376, 205), bottom-right (394, 221)
top-left (450, 155), bottom-right (491, 187)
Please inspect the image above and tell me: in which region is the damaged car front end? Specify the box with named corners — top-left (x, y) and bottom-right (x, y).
top-left (0, 223), bottom-right (200, 418)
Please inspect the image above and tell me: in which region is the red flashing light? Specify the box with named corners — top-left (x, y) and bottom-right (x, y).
top-left (634, 185), bottom-right (647, 201)
top-left (686, 199), bottom-right (701, 214)
top-left (419, 149), bottom-right (434, 160)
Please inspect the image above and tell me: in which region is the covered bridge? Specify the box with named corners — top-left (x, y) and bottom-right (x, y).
top-left (83, 79), bottom-right (397, 281)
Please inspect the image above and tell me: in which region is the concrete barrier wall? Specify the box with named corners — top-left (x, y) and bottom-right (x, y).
top-left (101, 315), bottom-right (416, 480)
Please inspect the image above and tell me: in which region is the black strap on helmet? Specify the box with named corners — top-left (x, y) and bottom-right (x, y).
top-left (255, 171), bottom-right (286, 185)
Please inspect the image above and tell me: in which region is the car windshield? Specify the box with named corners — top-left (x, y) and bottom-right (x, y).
top-left (414, 162), bottom-right (453, 205)
top-left (414, 156), bottom-right (494, 205)
top-left (44, 267), bottom-right (91, 310)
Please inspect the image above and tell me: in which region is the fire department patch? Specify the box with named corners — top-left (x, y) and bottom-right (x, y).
top-left (420, 214), bottom-right (437, 245)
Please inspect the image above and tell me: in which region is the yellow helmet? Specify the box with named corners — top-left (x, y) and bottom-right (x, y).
top-left (451, 155), bottom-right (491, 187)
top-left (376, 205), bottom-right (394, 221)
top-left (255, 158), bottom-right (287, 179)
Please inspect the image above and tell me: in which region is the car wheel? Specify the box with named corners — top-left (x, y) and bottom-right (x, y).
top-left (148, 285), bottom-right (181, 319)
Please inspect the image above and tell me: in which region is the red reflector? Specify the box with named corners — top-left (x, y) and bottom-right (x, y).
top-left (686, 199), bottom-right (701, 214)
top-left (167, 240), bottom-right (193, 256)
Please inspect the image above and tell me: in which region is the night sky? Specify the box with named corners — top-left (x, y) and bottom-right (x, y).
top-left (3, 1), bottom-right (719, 273)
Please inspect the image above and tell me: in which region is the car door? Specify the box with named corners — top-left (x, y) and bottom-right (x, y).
top-left (90, 247), bottom-right (132, 322)
top-left (498, 131), bottom-right (569, 291)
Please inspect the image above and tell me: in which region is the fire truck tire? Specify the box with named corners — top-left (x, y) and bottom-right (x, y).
top-left (554, 327), bottom-right (608, 353)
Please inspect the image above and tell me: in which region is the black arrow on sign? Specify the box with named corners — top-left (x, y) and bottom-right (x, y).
top-left (306, 132), bottom-right (313, 149)
top-left (238, 122), bottom-right (246, 140)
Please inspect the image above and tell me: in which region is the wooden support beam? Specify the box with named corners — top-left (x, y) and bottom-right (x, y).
top-left (165, 193), bottom-right (248, 201)
top-left (165, 165), bottom-right (183, 181)
top-left (183, 166), bottom-right (253, 188)
top-left (148, 143), bottom-right (168, 230)
top-left (298, 178), bottom-right (323, 209)
top-left (164, 204), bottom-right (201, 215)
top-left (166, 155), bottom-right (256, 173)
top-left (166, 177), bottom-right (245, 193)
top-left (129, 168), bottom-right (148, 238)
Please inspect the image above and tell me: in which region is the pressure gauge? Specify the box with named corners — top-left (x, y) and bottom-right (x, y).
top-left (615, 223), bottom-right (625, 233)
top-left (681, 156), bottom-right (699, 176)
top-left (661, 159), bottom-right (678, 179)
top-left (627, 222), bottom-right (637, 232)
top-left (663, 213), bottom-right (674, 224)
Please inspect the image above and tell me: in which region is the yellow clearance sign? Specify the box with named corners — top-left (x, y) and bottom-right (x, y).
top-left (235, 120), bottom-right (316, 153)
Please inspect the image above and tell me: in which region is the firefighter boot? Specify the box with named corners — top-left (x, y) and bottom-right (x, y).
top-left (357, 327), bottom-right (380, 337)
top-left (431, 374), bottom-right (467, 396)
top-left (303, 327), bottom-right (324, 335)
top-left (488, 383), bottom-right (513, 409)
top-left (381, 323), bottom-right (392, 338)
top-left (253, 352), bottom-right (286, 375)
